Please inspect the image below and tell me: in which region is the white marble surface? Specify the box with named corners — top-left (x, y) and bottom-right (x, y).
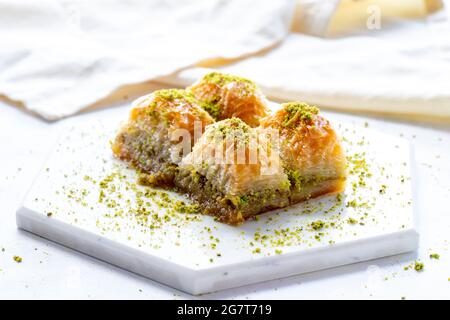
top-left (15, 114), bottom-right (418, 294)
top-left (0, 101), bottom-right (449, 299)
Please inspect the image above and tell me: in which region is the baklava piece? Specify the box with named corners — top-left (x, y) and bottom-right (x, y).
top-left (259, 102), bottom-right (347, 204)
top-left (175, 118), bottom-right (290, 225)
top-left (187, 72), bottom-right (270, 127)
top-left (112, 89), bottom-right (214, 187)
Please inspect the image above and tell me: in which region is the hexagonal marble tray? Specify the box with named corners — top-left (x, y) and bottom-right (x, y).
top-left (16, 114), bottom-right (418, 295)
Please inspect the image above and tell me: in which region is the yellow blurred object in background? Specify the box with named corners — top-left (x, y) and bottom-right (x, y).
top-left (424, 0), bottom-right (445, 12)
top-left (327, 0), bottom-right (444, 36)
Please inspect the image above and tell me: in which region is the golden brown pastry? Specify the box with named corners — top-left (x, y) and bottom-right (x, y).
top-left (259, 102), bottom-right (347, 203)
top-left (175, 118), bottom-right (290, 225)
top-left (187, 72), bottom-right (269, 127)
top-left (112, 89), bottom-right (214, 187)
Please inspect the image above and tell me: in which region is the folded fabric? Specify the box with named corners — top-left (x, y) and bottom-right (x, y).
top-left (158, 5), bottom-right (450, 122)
top-left (0, 0), bottom-right (296, 120)
top-left (291, 0), bottom-right (341, 36)
top-left (2, 0), bottom-right (448, 122)
top-left (328, 0), bottom-right (443, 36)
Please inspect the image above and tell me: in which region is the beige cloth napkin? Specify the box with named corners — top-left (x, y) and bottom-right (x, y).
top-left (2, 0), bottom-right (448, 122)
top-left (0, 0), bottom-right (296, 120)
top-left (158, 1), bottom-right (450, 122)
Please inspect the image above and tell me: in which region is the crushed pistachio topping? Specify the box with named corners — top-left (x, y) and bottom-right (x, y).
top-left (286, 169), bottom-right (301, 189)
top-left (213, 117), bottom-right (251, 135)
top-left (144, 89), bottom-right (210, 122)
top-left (429, 253), bottom-right (440, 260)
top-left (414, 261), bottom-right (424, 272)
top-left (202, 102), bottom-right (222, 120)
top-left (173, 201), bottom-right (200, 214)
top-left (209, 117), bottom-right (253, 147)
top-left (285, 169), bottom-right (328, 191)
top-left (202, 72), bottom-right (256, 89)
top-left (282, 102), bottom-right (319, 127)
top-left (194, 72), bottom-right (257, 119)
top-left (13, 256), bottom-right (22, 263)
top-left (153, 89), bottom-right (198, 104)
top-left (310, 220), bottom-right (325, 230)
top-left (61, 167), bottom-right (204, 241)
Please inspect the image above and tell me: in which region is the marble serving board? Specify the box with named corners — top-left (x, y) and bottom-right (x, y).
top-left (16, 114), bottom-right (418, 295)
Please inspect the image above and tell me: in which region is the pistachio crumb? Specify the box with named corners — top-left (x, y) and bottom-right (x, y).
top-left (429, 253), bottom-right (440, 260)
top-left (310, 220), bottom-right (325, 230)
top-left (414, 261), bottom-right (424, 272)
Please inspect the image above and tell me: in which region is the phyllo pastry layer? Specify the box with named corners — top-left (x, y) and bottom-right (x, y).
top-left (187, 72), bottom-right (269, 127)
top-left (112, 89), bottom-right (214, 187)
top-left (175, 118), bottom-right (290, 225)
top-left (259, 102), bottom-right (347, 203)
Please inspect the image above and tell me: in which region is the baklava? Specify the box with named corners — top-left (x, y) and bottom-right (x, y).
top-left (187, 72), bottom-right (269, 127)
top-left (112, 74), bottom-right (347, 225)
top-left (111, 89), bottom-right (214, 187)
top-left (260, 102), bottom-right (347, 203)
top-left (175, 118), bottom-right (290, 225)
